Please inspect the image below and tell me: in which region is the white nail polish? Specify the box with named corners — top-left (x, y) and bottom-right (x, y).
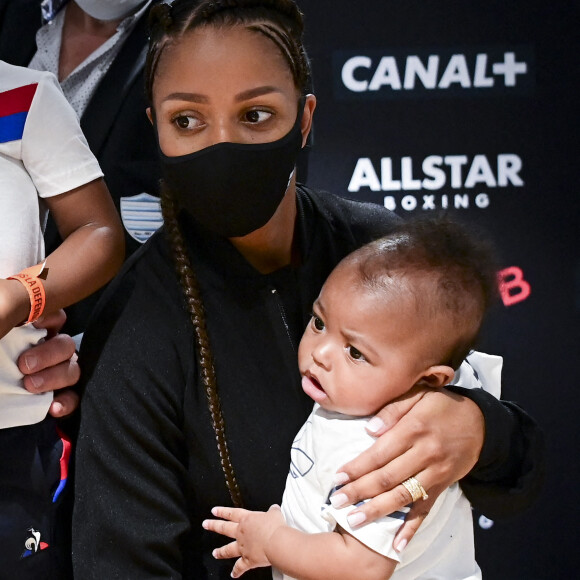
top-left (329, 493), bottom-right (348, 508)
top-left (366, 416), bottom-right (385, 434)
top-left (347, 511), bottom-right (366, 527)
top-left (396, 539), bottom-right (408, 552)
top-left (333, 472), bottom-right (349, 485)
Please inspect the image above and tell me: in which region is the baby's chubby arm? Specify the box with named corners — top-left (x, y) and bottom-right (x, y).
top-left (203, 505), bottom-right (396, 580)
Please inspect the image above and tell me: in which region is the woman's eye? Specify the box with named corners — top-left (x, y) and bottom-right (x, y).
top-left (348, 346), bottom-right (365, 361)
top-left (244, 110), bottom-right (272, 124)
top-left (173, 114), bottom-right (198, 130)
top-left (312, 315), bottom-right (325, 331)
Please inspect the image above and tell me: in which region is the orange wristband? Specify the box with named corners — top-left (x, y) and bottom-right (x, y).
top-left (8, 261), bottom-right (47, 324)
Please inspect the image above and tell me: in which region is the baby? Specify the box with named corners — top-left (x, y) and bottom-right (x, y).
top-left (204, 216), bottom-right (499, 580)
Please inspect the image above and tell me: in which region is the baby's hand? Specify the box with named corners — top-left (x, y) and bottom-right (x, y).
top-left (203, 504), bottom-right (285, 578)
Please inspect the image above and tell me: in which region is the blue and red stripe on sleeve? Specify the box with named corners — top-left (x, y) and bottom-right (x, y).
top-left (0, 83), bottom-right (38, 144)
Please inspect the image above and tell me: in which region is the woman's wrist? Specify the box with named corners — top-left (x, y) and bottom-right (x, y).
top-left (445, 385), bottom-right (509, 474)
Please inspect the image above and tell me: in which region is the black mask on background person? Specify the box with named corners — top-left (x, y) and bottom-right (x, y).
top-left (158, 101), bottom-right (306, 238)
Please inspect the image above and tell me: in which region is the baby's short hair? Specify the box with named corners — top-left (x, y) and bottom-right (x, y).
top-left (342, 215), bottom-right (499, 369)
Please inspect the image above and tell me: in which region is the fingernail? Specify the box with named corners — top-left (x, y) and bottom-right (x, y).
top-left (346, 511), bottom-right (366, 527)
top-left (366, 416), bottom-right (385, 434)
top-left (24, 355), bottom-right (38, 372)
top-left (212, 549), bottom-right (218, 558)
top-left (29, 374), bottom-right (44, 390)
top-left (395, 538), bottom-right (408, 552)
top-left (329, 493), bottom-right (348, 508)
top-left (333, 472), bottom-right (349, 486)
top-left (211, 507), bottom-right (218, 516)
top-left (201, 520), bottom-right (209, 529)
top-left (51, 402), bottom-right (63, 415)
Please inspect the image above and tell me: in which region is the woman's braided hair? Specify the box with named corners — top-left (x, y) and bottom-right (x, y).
top-left (150, 0), bottom-right (309, 507)
top-left (160, 184), bottom-right (243, 507)
top-left (146, 0), bottom-right (310, 103)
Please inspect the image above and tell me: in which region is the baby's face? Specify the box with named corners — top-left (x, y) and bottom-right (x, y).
top-left (298, 266), bottom-right (436, 416)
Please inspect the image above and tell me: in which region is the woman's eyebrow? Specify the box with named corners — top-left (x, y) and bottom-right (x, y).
top-left (162, 92), bottom-right (209, 104)
top-left (235, 86), bottom-right (282, 101)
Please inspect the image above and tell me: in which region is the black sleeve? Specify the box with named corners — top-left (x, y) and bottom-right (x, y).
top-left (446, 385), bottom-right (545, 519)
top-left (71, 261), bottom-right (193, 579)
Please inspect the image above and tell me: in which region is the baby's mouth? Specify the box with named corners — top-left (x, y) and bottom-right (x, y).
top-left (309, 374), bottom-right (323, 391)
top-left (301, 372), bottom-right (327, 403)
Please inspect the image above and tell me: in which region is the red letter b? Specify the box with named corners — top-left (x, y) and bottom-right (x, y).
top-left (498, 266), bottom-right (531, 307)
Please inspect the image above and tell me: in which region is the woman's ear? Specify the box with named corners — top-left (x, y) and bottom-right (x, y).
top-left (416, 365), bottom-right (456, 389)
top-left (300, 94), bottom-right (317, 147)
top-left (146, 107), bottom-right (154, 125)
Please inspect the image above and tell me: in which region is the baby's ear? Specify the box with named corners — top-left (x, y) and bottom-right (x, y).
top-left (416, 365), bottom-right (455, 389)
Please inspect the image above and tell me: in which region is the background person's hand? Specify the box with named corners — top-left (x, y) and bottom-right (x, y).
top-left (17, 310), bottom-right (80, 417)
top-left (331, 386), bottom-right (485, 551)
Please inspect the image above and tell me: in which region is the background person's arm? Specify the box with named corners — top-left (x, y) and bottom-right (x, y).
top-left (1, 69), bottom-right (124, 334)
top-left (0, 178), bottom-right (125, 335)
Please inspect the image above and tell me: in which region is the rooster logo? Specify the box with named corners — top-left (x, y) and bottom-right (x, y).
top-left (20, 528), bottom-right (49, 558)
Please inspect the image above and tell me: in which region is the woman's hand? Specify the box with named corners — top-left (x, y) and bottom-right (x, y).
top-left (332, 385), bottom-right (485, 552)
top-left (203, 505), bottom-right (285, 578)
top-left (17, 310), bottom-right (80, 418)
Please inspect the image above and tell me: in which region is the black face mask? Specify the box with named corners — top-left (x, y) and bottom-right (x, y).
top-left (158, 102), bottom-right (305, 238)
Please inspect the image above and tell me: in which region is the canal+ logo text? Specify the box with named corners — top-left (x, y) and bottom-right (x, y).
top-left (333, 46), bottom-right (534, 99)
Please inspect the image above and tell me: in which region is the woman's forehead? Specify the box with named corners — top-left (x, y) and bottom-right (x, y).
top-left (156, 24), bottom-right (295, 90)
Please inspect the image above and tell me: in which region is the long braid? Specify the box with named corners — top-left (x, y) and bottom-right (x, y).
top-left (160, 185), bottom-right (244, 508)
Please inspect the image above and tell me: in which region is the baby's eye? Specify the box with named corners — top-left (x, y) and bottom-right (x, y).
top-left (348, 346), bottom-right (366, 361)
top-left (312, 315), bottom-right (325, 331)
top-left (244, 109), bottom-right (272, 124)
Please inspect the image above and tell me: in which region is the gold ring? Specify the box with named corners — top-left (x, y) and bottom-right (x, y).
top-left (401, 476), bottom-right (429, 502)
